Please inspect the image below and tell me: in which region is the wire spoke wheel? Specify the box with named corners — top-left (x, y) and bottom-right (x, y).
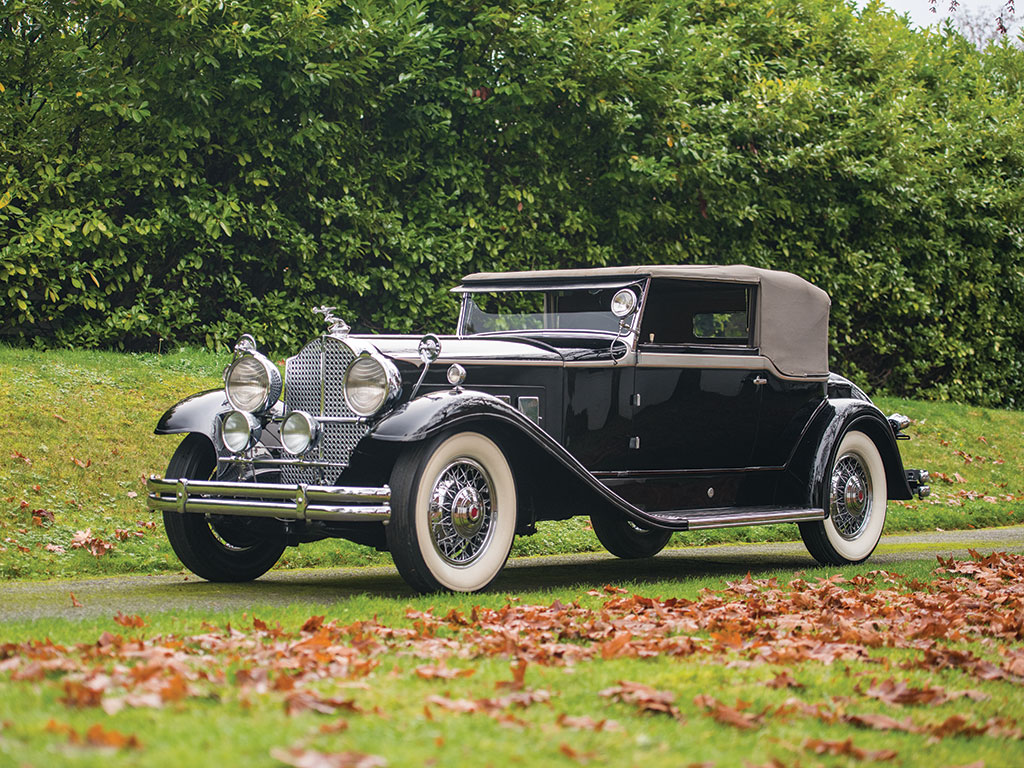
top-left (428, 458), bottom-right (495, 566)
top-left (800, 429), bottom-right (887, 566)
top-left (829, 452), bottom-right (873, 540)
top-left (387, 431), bottom-right (517, 593)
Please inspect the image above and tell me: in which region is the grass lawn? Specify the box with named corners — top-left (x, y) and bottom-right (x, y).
top-left (2, 553), bottom-right (1023, 767)
top-left (2, 345), bottom-right (1023, 581)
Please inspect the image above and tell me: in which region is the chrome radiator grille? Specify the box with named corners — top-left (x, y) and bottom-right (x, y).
top-left (282, 337), bottom-right (369, 484)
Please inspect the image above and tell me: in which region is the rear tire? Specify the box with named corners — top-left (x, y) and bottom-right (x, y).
top-left (162, 434), bottom-right (286, 582)
top-left (591, 509), bottom-right (672, 559)
top-left (800, 429), bottom-right (887, 566)
top-left (386, 430), bottom-right (517, 593)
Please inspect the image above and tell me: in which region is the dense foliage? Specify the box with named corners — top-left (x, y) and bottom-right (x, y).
top-left (2, 0), bottom-right (1023, 404)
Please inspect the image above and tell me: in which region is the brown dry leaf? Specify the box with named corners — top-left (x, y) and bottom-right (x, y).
top-left (70, 529), bottom-right (114, 557)
top-left (317, 719), bottom-right (350, 734)
top-left (84, 723), bottom-right (142, 750)
top-left (802, 737), bottom-right (897, 761)
top-left (694, 695), bottom-right (763, 730)
top-left (863, 678), bottom-right (948, 706)
top-left (32, 508), bottom-right (55, 524)
top-left (765, 670), bottom-right (803, 690)
top-left (414, 664), bottom-right (475, 680)
top-left (301, 615), bottom-right (326, 633)
top-left (558, 743), bottom-right (598, 764)
top-left (70, 592), bottom-right (83, 608)
top-left (496, 658), bottom-right (528, 691)
top-left (600, 631), bottom-right (634, 659)
top-left (843, 712), bottom-right (920, 734)
top-left (113, 612), bottom-right (146, 629)
top-left (60, 679), bottom-right (106, 708)
top-left (556, 714), bottom-right (622, 732)
top-left (270, 747), bottom-right (387, 768)
top-left (284, 691), bottom-right (362, 717)
top-left (45, 719), bottom-right (76, 736)
top-left (425, 695), bottom-right (482, 714)
top-left (159, 673), bottom-right (190, 703)
top-left (600, 681), bottom-right (682, 720)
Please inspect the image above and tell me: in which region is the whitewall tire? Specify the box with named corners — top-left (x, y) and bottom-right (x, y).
top-left (387, 431), bottom-right (517, 593)
top-left (800, 429), bottom-right (887, 565)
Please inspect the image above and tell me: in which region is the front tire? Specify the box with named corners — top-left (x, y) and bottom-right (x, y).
top-left (800, 429), bottom-right (887, 566)
top-left (162, 433), bottom-right (286, 582)
top-left (591, 509), bottom-right (672, 559)
top-left (386, 430), bottom-right (517, 593)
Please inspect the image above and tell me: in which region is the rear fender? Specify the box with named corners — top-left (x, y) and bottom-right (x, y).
top-left (783, 399), bottom-right (912, 509)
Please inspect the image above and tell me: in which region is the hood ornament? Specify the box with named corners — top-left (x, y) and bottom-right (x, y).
top-left (313, 306), bottom-right (350, 337)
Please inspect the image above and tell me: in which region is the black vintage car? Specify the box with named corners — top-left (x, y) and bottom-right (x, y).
top-left (148, 265), bottom-right (930, 593)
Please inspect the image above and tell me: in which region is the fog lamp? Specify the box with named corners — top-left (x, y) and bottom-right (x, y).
top-left (281, 411), bottom-right (320, 455)
top-left (221, 410), bottom-right (260, 454)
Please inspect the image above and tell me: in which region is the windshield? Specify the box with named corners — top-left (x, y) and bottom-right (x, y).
top-left (461, 286), bottom-right (638, 335)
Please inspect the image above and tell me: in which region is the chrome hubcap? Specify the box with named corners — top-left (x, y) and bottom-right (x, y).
top-left (830, 452), bottom-right (872, 540)
top-left (429, 458), bottom-right (494, 566)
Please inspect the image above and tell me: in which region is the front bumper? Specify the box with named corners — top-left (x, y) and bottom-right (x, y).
top-left (147, 476), bottom-right (391, 522)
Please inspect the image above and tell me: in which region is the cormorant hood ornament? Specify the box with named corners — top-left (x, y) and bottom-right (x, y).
top-left (313, 306), bottom-right (350, 337)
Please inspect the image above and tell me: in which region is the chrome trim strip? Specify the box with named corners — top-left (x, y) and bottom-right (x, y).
top-left (595, 466), bottom-right (784, 478)
top-left (646, 506), bottom-right (824, 530)
top-left (637, 352), bottom-right (768, 370)
top-left (636, 352), bottom-right (828, 382)
top-left (217, 457), bottom-right (347, 469)
top-left (274, 415), bottom-right (366, 425)
top-left (147, 476), bottom-right (390, 522)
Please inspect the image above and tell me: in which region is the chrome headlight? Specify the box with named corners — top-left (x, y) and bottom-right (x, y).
top-left (221, 410), bottom-right (261, 454)
top-left (343, 354), bottom-right (399, 417)
top-left (224, 351), bottom-right (282, 413)
top-left (281, 411), bottom-right (320, 455)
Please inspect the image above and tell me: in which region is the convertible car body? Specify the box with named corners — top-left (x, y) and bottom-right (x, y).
top-left (148, 265), bottom-right (930, 592)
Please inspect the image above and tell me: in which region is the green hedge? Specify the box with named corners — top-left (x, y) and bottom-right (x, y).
top-left (2, 0), bottom-right (1024, 405)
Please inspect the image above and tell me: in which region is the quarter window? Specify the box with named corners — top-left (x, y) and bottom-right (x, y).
top-left (640, 280), bottom-right (754, 347)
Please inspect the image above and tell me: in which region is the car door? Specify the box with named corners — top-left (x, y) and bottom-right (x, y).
top-left (630, 279), bottom-right (762, 471)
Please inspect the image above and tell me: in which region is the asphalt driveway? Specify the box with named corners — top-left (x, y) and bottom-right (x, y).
top-left (3, 525), bottom-right (1023, 624)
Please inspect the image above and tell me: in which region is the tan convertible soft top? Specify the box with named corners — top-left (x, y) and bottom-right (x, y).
top-left (459, 265), bottom-right (831, 378)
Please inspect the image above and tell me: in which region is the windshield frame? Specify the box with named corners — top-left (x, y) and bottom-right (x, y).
top-left (454, 277), bottom-right (648, 341)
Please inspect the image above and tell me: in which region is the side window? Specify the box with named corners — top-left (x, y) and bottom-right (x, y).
top-left (640, 279), bottom-right (754, 347)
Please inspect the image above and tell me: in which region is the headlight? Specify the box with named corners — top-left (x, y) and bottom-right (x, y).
top-left (221, 410), bottom-right (260, 454)
top-left (224, 352), bottom-right (282, 413)
top-left (281, 411), bottom-right (320, 455)
top-left (343, 354), bottom-right (395, 416)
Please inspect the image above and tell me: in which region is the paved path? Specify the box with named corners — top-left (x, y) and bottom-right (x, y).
top-left (3, 526), bottom-right (1023, 624)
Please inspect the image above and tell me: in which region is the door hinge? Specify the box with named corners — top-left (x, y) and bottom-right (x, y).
top-left (628, 436), bottom-right (641, 450)
top-left (631, 393), bottom-right (641, 407)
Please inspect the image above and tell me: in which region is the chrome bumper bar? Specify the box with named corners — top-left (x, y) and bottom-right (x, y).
top-left (147, 476), bottom-right (391, 522)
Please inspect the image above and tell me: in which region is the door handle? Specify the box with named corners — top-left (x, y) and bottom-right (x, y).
top-left (753, 376), bottom-right (767, 386)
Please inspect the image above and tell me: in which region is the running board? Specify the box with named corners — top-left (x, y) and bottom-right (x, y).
top-left (642, 506), bottom-right (825, 531)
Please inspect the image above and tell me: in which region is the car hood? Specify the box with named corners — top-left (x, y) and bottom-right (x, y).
top-left (355, 335), bottom-right (567, 365)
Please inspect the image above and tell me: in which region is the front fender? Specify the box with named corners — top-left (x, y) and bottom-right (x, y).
top-left (368, 389), bottom-right (657, 526)
top-left (154, 389), bottom-right (228, 439)
top-left (783, 398), bottom-right (912, 509)
top-left (369, 389), bottom-right (537, 443)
